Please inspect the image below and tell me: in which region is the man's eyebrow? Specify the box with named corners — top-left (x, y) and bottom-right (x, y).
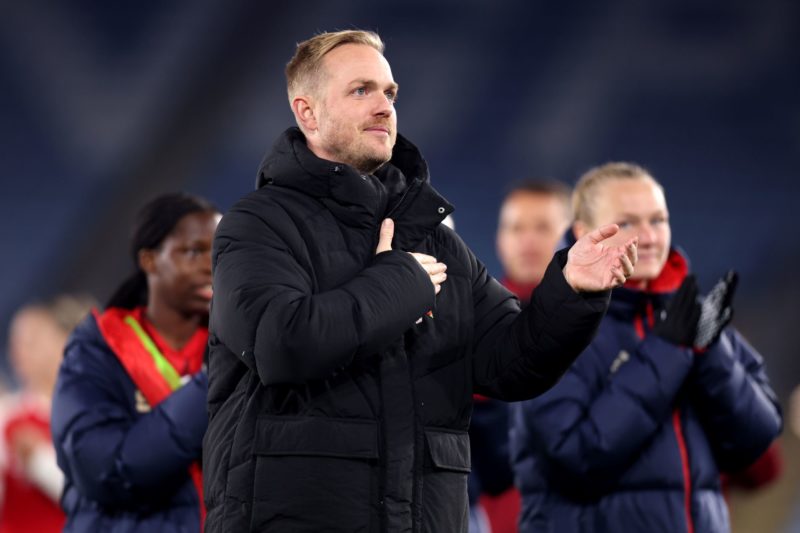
top-left (349, 79), bottom-right (399, 91)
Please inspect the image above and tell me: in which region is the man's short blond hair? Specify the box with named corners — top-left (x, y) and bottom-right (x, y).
top-left (286, 30), bottom-right (385, 101)
top-left (573, 162), bottom-right (662, 226)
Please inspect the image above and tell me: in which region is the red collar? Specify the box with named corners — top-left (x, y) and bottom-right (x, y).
top-left (131, 307), bottom-right (207, 376)
top-left (623, 249), bottom-right (688, 294)
top-left (93, 306), bottom-right (207, 524)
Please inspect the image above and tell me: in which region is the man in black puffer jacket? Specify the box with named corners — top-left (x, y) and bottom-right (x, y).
top-left (203, 29), bottom-right (639, 533)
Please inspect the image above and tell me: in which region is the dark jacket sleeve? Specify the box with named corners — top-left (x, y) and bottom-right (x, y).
top-left (511, 333), bottom-right (694, 486)
top-left (690, 328), bottom-right (782, 471)
top-left (211, 204), bottom-right (435, 386)
top-left (51, 320), bottom-right (207, 509)
top-left (471, 248), bottom-right (611, 401)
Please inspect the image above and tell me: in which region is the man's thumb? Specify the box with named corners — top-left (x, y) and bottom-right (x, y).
top-left (376, 218), bottom-right (394, 254)
top-left (587, 223), bottom-right (619, 244)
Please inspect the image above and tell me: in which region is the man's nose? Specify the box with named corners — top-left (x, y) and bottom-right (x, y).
top-left (373, 93), bottom-right (394, 116)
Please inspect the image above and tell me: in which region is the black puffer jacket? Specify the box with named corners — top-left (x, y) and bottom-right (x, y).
top-left (203, 128), bottom-right (610, 532)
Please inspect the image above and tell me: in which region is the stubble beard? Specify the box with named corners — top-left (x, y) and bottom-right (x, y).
top-left (333, 136), bottom-right (392, 175)
top-left (321, 119), bottom-right (393, 175)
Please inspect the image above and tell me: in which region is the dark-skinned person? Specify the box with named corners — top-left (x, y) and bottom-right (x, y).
top-left (509, 162), bottom-right (782, 533)
top-left (51, 193), bottom-right (220, 532)
top-left (203, 30), bottom-right (639, 532)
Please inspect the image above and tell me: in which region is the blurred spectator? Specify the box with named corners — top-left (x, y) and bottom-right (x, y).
top-left (50, 193), bottom-right (219, 532)
top-left (469, 180), bottom-right (572, 533)
top-left (0, 295), bottom-right (94, 533)
top-left (509, 162), bottom-right (782, 532)
top-left (496, 180), bottom-right (573, 303)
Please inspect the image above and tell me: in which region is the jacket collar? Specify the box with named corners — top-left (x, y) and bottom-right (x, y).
top-left (608, 248), bottom-right (690, 320)
top-left (256, 127), bottom-right (454, 249)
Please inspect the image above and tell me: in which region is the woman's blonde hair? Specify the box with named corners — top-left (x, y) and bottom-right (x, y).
top-left (572, 162), bottom-right (662, 226)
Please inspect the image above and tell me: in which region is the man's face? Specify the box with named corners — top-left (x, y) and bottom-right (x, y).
top-left (497, 192), bottom-right (571, 285)
top-left (590, 177), bottom-right (671, 281)
top-left (145, 211), bottom-right (220, 317)
top-left (311, 44), bottom-right (398, 174)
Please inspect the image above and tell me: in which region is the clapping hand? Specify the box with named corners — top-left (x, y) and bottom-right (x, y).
top-left (695, 270), bottom-right (737, 349)
top-left (653, 270), bottom-right (737, 350)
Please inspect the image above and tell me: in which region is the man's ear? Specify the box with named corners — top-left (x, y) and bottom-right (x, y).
top-left (291, 95), bottom-right (318, 133)
top-left (138, 249), bottom-right (157, 275)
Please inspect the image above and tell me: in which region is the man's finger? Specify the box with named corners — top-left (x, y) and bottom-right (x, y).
top-left (626, 238), bottom-right (638, 266)
top-left (619, 254), bottom-right (635, 278)
top-left (410, 253), bottom-right (438, 265)
top-left (611, 267), bottom-right (626, 286)
top-left (586, 224), bottom-right (620, 244)
top-left (425, 262), bottom-right (448, 275)
top-left (430, 272), bottom-right (447, 285)
top-left (375, 218), bottom-right (395, 254)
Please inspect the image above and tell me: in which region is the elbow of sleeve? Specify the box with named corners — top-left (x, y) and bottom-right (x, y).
top-left (252, 313), bottom-right (357, 385)
top-left (256, 341), bottom-right (355, 385)
top-left (721, 409), bottom-right (783, 472)
top-left (62, 444), bottom-right (132, 506)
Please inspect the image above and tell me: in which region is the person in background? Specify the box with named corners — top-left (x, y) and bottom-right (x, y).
top-left (469, 180), bottom-right (573, 533)
top-left (496, 180), bottom-right (573, 305)
top-left (51, 193), bottom-right (220, 532)
top-left (0, 295), bottom-right (94, 533)
top-left (509, 162), bottom-right (782, 532)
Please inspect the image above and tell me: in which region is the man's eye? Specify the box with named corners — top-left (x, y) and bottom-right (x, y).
top-left (354, 87), bottom-right (367, 96)
top-left (617, 221), bottom-right (631, 230)
top-left (385, 91), bottom-right (397, 103)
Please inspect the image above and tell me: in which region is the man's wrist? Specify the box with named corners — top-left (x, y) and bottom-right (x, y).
top-left (562, 264), bottom-right (579, 293)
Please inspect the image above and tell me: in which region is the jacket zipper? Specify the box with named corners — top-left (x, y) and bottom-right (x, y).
top-left (637, 300), bottom-right (695, 533)
top-left (672, 408), bottom-right (694, 533)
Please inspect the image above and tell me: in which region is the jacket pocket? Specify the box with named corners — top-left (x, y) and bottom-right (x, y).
top-left (425, 427), bottom-right (471, 473)
top-left (250, 416), bottom-right (379, 532)
top-left (422, 428), bottom-right (470, 532)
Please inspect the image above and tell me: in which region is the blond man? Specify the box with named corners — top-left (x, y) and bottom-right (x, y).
top-left (205, 31), bottom-right (637, 532)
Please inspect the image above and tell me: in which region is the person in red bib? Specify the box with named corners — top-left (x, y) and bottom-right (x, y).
top-left (51, 193), bottom-right (220, 532)
top-left (0, 295), bottom-right (94, 533)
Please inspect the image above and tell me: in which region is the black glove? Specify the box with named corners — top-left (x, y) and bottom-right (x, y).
top-left (694, 270), bottom-right (737, 349)
top-left (653, 275), bottom-right (700, 346)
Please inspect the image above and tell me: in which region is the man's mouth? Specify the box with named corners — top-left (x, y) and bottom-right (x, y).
top-left (364, 125), bottom-right (391, 136)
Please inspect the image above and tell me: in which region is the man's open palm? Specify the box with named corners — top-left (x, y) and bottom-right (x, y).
top-left (564, 224), bottom-right (638, 292)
